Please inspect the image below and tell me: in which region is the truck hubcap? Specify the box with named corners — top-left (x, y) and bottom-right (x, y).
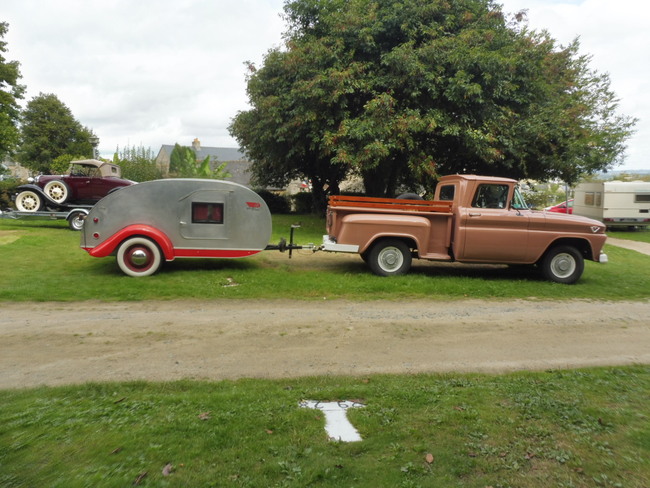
top-left (378, 247), bottom-right (403, 271)
top-left (551, 253), bottom-right (576, 278)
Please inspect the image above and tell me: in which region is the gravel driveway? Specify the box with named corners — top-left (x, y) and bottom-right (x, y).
top-left (1, 298), bottom-right (649, 389)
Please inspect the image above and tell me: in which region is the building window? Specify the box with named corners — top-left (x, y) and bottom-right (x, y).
top-left (192, 202), bottom-right (224, 224)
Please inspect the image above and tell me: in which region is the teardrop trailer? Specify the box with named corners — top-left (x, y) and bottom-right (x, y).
top-left (80, 178), bottom-right (304, 277)
top-left (81, 175), bottom-right (608, 283)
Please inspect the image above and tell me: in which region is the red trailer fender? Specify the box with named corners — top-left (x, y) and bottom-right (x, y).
top-left (83, 224), bottom-right (175, 260)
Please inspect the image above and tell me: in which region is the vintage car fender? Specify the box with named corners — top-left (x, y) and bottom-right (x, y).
top-left (85, 224), bottom-right (175, 260)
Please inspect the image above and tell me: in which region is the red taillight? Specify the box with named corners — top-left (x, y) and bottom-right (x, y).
top-left (93, 217), bottom-right (99, 223)
top-left (93, 233), bottom-right (100, 239)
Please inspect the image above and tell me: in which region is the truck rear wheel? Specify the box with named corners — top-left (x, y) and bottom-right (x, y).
top-left (116, 237), bottom-right (162, 277)
top-left (541, 245), bottom-right (584, 284)
top-left (367, 239), bottom-right (412, 276)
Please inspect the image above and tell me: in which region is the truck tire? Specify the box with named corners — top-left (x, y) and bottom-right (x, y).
top-left (367, 239), bottom-right (412, 277)
top-left (43, 180), bottom-right (70, 204)
top-left (116, 237), bottom-right (162, 277)
top-left (15, 190), bottom-right (43, 212)
top-left (541, 245), bottom-right (584, 284)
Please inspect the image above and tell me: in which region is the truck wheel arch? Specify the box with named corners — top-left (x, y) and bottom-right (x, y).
top-left (540, 244), bottom-right (585, 284)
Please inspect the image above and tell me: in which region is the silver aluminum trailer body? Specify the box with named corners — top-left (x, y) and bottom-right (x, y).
top-left (0, 207), bottom-right (90, 230)
top-left (573, 181), bottom-right (650, 228)
top-left (81, 179), bottom-right (272, 276)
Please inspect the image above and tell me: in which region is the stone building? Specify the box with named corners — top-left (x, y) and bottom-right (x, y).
top-left (155, 138), bottom-right (253, 187)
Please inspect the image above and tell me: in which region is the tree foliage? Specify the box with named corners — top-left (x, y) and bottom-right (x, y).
top-left (113, 144), bottom-right (162, 182)
top-left (169, 143), bottom-right (231, 179)
top-left (230, 0), bottom-right (635, 206)
top-left (0, 22), bottom-right (25, 159)
top-left (17, 93), bottom-right (95, 174)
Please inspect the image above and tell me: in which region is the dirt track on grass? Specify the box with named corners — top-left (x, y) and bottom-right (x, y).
top-left (1, 298), bottom-right (649, 389)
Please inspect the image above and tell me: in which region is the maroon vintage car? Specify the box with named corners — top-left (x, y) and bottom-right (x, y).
top-left (14, 159), bottom-right (135, 212)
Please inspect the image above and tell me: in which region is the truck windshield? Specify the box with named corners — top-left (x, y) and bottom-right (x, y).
top-left (512, 187), bottom-right (528, 210)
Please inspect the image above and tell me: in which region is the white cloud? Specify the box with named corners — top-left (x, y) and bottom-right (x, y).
top-left (3, 0), bottom-right (648, 170)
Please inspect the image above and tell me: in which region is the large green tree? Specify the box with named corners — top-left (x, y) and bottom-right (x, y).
top-left (0, 22), bottom-right (25, 160)
top-left (230, 0), bottom-right (635, 205)
top-left (18, 93), bottom-right (95, 174)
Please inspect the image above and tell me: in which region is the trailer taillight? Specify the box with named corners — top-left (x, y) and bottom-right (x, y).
top-left (93, 233), bottom-right (100, 239)
top-left (93, 217), bottom-right (99, 223)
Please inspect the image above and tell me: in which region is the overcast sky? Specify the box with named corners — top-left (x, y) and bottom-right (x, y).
top-left (2, 0), bottom-right (648, 171)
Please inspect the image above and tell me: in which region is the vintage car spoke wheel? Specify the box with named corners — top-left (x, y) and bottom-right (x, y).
top-left (541, 245), bottom-right (584, 284)
top-left (43, 180), bottom-right (70, 204)
top-left (367, 239), bottom-right (412, 276)
top-left (116, 237), bottom-right (162, 277)
top-left (67, 210), bottom-right (86, 231)
top-left (15, 190), bottom-right (43, 212)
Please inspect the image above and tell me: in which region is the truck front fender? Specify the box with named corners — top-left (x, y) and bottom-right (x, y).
top-left (86, 224), bottom-right (175, 260)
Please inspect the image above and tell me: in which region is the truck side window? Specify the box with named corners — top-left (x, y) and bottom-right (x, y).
top-left (439, 185), bottom-right (455, 201)
top-left (192, 202), bottom-right (224, 224)
top-left (472, 184), bottom-right (509, 209)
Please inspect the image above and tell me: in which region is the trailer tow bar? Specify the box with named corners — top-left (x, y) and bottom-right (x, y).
top-left (265, 223), bottom-right (315, 258)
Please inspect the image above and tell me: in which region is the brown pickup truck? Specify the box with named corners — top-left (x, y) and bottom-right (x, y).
top-left (322, 174), bottom-right (608, 284)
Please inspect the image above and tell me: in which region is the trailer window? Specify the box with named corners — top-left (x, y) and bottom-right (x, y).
top-left (192, 202), bottom-right (224, 224)
top-left (438, 185), bottom-right (455, 201)
top-left (584, 192), bottom-right (595, 205)
top-left (635, 193), bottom-right (650, 203)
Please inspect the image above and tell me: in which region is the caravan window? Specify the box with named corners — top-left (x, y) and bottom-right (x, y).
top-left (192, 202), bottom-right (224, 224)
top-left (635, 194), bottom-right (650, 203)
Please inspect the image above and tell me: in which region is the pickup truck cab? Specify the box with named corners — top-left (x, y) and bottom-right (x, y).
top-left (323, 174), bottom-right (608, 284)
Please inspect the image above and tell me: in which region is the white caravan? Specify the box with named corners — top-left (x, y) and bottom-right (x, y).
top-left (573, 181), bottom-right (650, 229)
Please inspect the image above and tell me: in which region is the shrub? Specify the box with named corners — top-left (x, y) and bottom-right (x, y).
top-left (0, 180), bottom-right (19, 210)
top-left (255, 189), bottom-right (290, 214)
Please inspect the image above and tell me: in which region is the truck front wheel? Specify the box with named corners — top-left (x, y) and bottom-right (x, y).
top-left (367, 239), bottom-right (412, 277)
top-left (541, 245), bottom-right (584, 284)
top-left (116, 237), bottom-right (162, 277)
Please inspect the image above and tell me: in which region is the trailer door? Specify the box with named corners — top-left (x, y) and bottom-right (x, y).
top-left (179, 190), bottom-right (231, 240)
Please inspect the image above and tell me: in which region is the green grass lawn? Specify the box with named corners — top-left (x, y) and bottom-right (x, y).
top-left (1, 215), bottom-right (649, 301)
top-left (1, 216), bottom-right (648, 487)
top-left (608, 227), bottom-right (650, 243)
top-left (1, 367), bottom-right (648, 488)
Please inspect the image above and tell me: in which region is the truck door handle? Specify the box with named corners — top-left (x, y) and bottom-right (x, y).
top-left (469, 212), bottom-right (482, 217)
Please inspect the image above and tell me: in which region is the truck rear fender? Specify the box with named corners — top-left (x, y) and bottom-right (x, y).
top-left (361, 235), bottom-right (419, 256)
top-left (536, 237), bottom-right (595, 264)
top-left (86, 224), bottom-right (175, 260)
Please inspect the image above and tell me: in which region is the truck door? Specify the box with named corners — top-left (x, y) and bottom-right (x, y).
top-left (458, 183), bottom-right (529, 262)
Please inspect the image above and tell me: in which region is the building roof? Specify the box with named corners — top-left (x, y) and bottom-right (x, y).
top-left (157, 145), bottom-right (246, 162)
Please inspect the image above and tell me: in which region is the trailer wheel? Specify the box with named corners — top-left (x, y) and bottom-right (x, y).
top-left (116, 237), bottom-right (162, 277)
top-left (15, 190), bottom-right (43, 212)
top-left (43, 180), bottom-right (70, 204)
top-left (367, 239), bottom-right (412, 276)
top-left (67, 210), bottom-right (86, 231)
top-left (541, 245), bottom-right (584, 284)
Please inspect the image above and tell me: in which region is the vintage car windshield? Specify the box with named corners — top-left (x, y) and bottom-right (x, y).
top-left (511, 187), bottom-right (528, 210)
